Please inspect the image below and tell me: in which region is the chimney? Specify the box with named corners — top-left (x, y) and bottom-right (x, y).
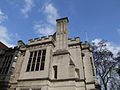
top-left (56, 17), bottom-right (69, 50)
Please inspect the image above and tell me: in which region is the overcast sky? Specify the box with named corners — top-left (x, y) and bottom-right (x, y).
top-left (0, 0), bottom-right (120, 53)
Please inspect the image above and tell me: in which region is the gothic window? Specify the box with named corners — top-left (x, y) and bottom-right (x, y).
top-left (26, 49), bottom-right (46, 72)
top-left (53, 66), bottom-right (57, 79)
top-left (1, 56), bottom-right (8, 74)
top-left (0, 55), bottom-right (13, 74)
top-left (4, 55), bottom-right (13, 74)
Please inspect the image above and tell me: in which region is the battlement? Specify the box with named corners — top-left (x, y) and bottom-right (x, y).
top-left (68, 37), bottom-right (80, 45)
top-left (81, 41), bottom-right (92, 51)
top-left (28, 35), bottom-right (54, 45)
top-left (28, 35), bottom-right (81, 46)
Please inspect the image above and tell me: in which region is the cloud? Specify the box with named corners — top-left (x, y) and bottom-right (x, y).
top-left (0, 9), bottom-right (15, 47)
top-left (43, 3), bottom-right (59, 25)
top-left (92, 38), bottom-right (120, 56)
top-left (21, 0), bottom-right (34, 18)
top-left (0, 9), bottom-right (8, 24)
top-left (0, 25), bottom-right (15, 47)
top-left (34, 23), bottom-right (54, 36)
top-left (34, 2), bottom-right (59, 36)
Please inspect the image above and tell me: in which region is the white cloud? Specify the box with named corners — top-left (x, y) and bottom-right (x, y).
top-left (34, 2), bottom-right (59, 36)
top-left (34, 23), bottom-right (54, 36)
top-left (92, 38), bottom-right (120, 56)
top-left (0, 9), bottom-right (8, 24)
top-left (0, 25), bottom-right (15, 47)
top-left (21, 0), bottom-right (34, 18)
top-left (0, 9), bottom-right (14, 47)
top-left (43, 3), bottom-right (59, 25)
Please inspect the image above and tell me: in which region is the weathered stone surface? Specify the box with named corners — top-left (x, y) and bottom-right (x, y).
top-left (9, 17), bottom-right (97, 90)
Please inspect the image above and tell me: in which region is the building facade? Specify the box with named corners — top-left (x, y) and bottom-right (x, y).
top-left (0, 42), bottom-right (18, 90)
top-left (9, 17), bottom-right (97, 90)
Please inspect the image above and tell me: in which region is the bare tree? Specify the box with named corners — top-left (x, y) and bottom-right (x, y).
top-left (92, 40), bottom-right (120, 90)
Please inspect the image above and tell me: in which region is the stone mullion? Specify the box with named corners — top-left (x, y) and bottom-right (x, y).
top-left (30, 52), bottom-right (34, 71)
top-left (34, 51), bottom-right (38, 71)
top-left (39, 50), bottom-right (43, 71)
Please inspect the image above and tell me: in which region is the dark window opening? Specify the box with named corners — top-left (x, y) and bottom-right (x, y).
top-left (0, 55), bottom-right (13, 74)
top-left (28, 58), bottom-right (32, 63)
top-left (40, 56), bottom-right (45, 70)
top-left (0, 56), bottom-right (7, 74)
top-left (35, 63), bottom-right (40, 71)
top-left (32, 57), bottom-right (36, 63)
top-left (26, 52), bottom-right (33, 72)
top-left (4, 55), bottom-right (13, 74)
top-left (40, 63), bottom-right (45, 70)
top-left (42, 50), bottom-right (46, 55)
top-left (30, 52), bottom-right (33, 57)
top-left (38, 50), bottom-right (41, 56)
top-left (53, 66), bottom-right (57, 79)
top-left (26, 49), bottom-right (46, 72)
top-left (37, 57), bottom-right (40, 63)
top-left (31, 64), bottom-right (35, 71)
top-left (26, 63), bottom-right (31, 72)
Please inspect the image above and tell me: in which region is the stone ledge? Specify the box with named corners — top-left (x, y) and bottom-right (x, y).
top-left (53, 49), bottom-right (70, 56)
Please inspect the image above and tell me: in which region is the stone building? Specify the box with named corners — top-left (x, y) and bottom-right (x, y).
top-left (9, 17), bottom-right (97, 90)
top-left (0, 42), bottom-right (18, 90)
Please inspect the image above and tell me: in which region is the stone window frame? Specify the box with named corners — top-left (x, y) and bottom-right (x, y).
top-left (26, 49), bottom-right (46, 72)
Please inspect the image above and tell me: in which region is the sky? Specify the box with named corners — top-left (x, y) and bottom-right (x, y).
top-left (0, 0), bottom-right (120, 53)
